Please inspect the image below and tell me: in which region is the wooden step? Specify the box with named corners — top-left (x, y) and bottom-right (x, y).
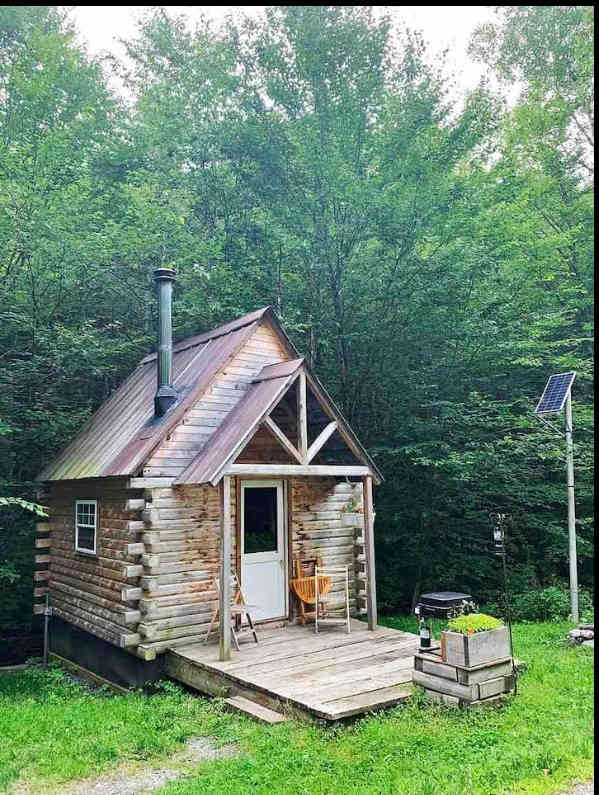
top-left (224, 695), bottom-right (288, 724)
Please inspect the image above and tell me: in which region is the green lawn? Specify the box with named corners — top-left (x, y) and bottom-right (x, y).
top-left (0, 621), bottom-right (593, 795)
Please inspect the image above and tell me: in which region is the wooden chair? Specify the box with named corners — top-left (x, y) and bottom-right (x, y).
top-left (203, 573), bottom-right (259, 651)
top-left (315, 565), bottom-right (351, 634)
top-left (290, 556), bottom-right (332, 626)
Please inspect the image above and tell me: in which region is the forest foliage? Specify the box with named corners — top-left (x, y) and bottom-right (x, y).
top-left (0, 6), bottom-right (594, 629)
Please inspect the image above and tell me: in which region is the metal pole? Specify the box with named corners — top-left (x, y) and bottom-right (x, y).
top-left (564, 391), bottom-right (579, 623)
top-left (219, 476), bottom-right (232, 661)
top-left (501, 544), bottom-right (517, 695)
top-left (43, 593), bottom-right (50, 669)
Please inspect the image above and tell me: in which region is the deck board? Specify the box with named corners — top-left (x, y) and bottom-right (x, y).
top-left (166, 619), bottom-right (418, 721)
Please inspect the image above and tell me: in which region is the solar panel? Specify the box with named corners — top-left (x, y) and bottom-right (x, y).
top-left (534, 372), bottom-right (576, 414)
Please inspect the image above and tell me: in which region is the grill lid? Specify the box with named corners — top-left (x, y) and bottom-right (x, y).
top-left (419, 591), bottom-right (472, 608)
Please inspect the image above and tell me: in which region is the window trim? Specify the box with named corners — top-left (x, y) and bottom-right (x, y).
top-left (74, 499), bottom-right (98, 555)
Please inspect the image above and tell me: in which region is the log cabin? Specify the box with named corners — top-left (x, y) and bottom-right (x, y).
top-left (34, 268), bottom-right (402, 713)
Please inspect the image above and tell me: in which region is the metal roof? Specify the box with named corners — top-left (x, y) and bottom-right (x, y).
top-left (37, 309), bottom-right (270, 481)
top-left (37, 306), bottom-right (383, 485)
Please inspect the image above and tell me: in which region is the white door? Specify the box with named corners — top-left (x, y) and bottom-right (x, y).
top-left (241, 480), bottom-right (286, 622)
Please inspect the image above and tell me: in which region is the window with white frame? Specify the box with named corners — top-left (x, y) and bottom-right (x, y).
top-left (75, 500), bottom-right (97, 554)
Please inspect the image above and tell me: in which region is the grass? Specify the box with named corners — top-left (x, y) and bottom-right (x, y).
top-left (0, 620), bottom-right (593, 794)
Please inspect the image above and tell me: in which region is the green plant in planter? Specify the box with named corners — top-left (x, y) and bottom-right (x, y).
top-left (447, 613), bottom-right (504, 636)
top-left (340, 497), bottom-right (362, 514)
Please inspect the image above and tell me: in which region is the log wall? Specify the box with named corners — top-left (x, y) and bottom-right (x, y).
top-left (290, 478), bottom-right (366, 618)
top-left (134, 482), bottom-right (236, 660)
top-left (40, 478), bottom-right (146, 649)
top-left (40, 474), bottom-right (367, 660)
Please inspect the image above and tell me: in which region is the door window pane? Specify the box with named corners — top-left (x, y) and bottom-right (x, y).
top-left (244, 487), bottom-right (278, 554)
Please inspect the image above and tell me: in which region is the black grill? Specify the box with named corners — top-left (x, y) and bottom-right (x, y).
top-left (415, 591), bottom-right (474, 619)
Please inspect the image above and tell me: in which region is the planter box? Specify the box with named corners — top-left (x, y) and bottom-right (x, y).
top-left (342, 512), bottom-right (363, 527)
top-left (413, 649), bottom-right (516, 707)
top-left (441, 626), bottom-right (510, 668)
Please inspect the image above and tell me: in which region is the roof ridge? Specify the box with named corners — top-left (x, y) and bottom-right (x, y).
top-left (139, 306), bottom-right (272, 365)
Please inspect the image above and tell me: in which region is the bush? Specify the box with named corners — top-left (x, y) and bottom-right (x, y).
top-left (492, 586), bottom-right (595, 623)
top-left (446, 613), bottom-right (504, 634)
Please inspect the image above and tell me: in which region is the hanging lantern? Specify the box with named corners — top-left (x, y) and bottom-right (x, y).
top-left (491, 512), bottom-right (506, 554)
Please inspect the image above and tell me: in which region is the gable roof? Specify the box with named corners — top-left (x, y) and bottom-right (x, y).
top-left (37, 308), bottom-right (278, 481)
top-left (37, 306), bottom-right (382, 484)
top-left (174, 359), bottom-right (383, 486)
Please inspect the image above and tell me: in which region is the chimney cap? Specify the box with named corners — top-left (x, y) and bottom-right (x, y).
top-left (153, 266), bottom-right (175, 282)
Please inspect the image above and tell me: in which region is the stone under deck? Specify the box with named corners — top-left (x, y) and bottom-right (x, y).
top-left (165, 619), bottom-right (419, 721)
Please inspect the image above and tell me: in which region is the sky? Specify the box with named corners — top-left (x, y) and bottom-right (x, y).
top-left (68, 5), bottom-right (497, 99)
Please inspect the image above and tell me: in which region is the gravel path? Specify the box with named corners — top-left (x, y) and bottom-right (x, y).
top-left (14, 737), bottom-right (238, 795)
top-left (564, 782), bottom-right (594, 795)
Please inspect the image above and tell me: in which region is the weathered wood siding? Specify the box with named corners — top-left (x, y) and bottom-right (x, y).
top-left (290, 478), bottom-right (366, 618)
top-left (40, 478), bottom-right (144, 648)
top-left (143, 321), bottom-right (290, 478)
top-left (236, 424), bottom-right (296, 463)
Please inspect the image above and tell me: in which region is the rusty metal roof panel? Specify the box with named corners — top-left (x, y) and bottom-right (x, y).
top-left (37, 319), bottom-right (260, 482)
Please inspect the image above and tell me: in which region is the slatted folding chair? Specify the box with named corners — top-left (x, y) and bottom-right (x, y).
top-left (290, 556), bottom-right (331, 626)
top-left (315, 565), bottom-right (351, 634)
top-left (203, 573), bottom-right (259, 650)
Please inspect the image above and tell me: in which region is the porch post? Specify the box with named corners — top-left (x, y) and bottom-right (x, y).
top-left (362, 474), bottom-right (377, 630)
top-left (219, 475), bottom-right (232, 661)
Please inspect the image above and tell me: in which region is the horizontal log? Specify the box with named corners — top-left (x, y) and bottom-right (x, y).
top-left (133, 645), bottom-right (157, 661)
top-left (140, 597), bottom-right (214, 619)
top-left (50, 560), bottom-right (126, 586)
top-left (35, 522), bottom-right (51, 533)
top-left (34, 570), bottom-right (50, 581)
top-left (51, 570), bottom-right (128, 603)
top-left (141, 528), bottom-right (221, 544)
top-left (119, 632), bottom-right (141, 648)
top-left (128, 478), bottom-right (175, 489)
top-left (50, 604), bottom-right (120, 645)
top-left (144, 539), bottom-right (215, 554)
top-left (141, 560), bottom-right (218, 576)
top-left (125, 521), bottom-right (146, 532)
top-left (35, 554), bottom-right (51, 564)
top-left (137, 618), bottom-right (212, 643)
top-left (124, 543), bottom-right (145, 556)
top-left (135, 630), bottom-right (215, 657)
top-left (35, 537), bottom-right (52, 549)
top-left (51, 595), bottom-right (128, 636)
top-left (412, 670), bottom-right (479, 701)
top-left (51, 589), bottom-right (138, 628)
top-left (50, 604), bottom-right (122, 646)
top-left (141, 598), bottom-right (214, 625)
top-left (121, 586), bottom-right (143, 601)
top-left (51, 580), bottom-right (139, 621)
top-left (34, 587), bottom-right (49, 598)
top-left (125, 498), bottom-right (146, 511)
top-left (122, 564), bottom-right (144, 578)
top-left (141, 571), bottom-right (215, 592)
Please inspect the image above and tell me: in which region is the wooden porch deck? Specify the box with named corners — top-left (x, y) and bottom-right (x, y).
top-left (165, 619), bottom-right (419, 721)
